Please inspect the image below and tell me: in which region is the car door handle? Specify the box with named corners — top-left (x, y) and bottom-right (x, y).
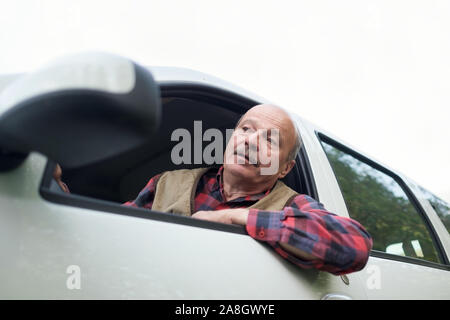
top-left (321, 293), bottom-right (352, 300)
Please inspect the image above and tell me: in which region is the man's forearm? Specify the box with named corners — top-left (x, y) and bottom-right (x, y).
top-left (246, 205), bottom-right (372, 275)
top-left (228, 209), bottom-right (317, 261)
top-left (193, 208), bottom-right (317, 262)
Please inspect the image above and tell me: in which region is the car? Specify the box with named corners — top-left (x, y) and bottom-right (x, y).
top-left (0, 52), bottom-right (449, 299)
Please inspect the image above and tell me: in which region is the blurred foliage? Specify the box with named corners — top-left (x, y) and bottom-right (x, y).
top-left (321, 142), bottom-right (441, 264)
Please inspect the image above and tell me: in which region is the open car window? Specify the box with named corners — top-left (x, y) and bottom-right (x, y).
top-left (40, 84), bottom-right (318, 232)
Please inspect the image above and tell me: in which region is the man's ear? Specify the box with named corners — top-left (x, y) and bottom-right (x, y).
top-left (278, 160), bottom-right (296, 179)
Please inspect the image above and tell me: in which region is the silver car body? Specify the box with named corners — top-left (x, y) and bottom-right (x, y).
top-left (0, 66), bottom-right (449, 299)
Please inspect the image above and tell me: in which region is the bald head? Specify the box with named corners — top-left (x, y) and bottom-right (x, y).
top-left (236, 104), bottom-right (301, 162)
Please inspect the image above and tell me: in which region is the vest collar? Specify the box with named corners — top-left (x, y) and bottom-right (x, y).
top-left (215, 166), bottom-right (273, 203)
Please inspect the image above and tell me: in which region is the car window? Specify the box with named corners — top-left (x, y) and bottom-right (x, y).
top-left (319, 137), bottom-right (442, 264)
top-left (417, 186), bottom-right (450, 234)
top-left (39, 87), bottom-right (318, 237)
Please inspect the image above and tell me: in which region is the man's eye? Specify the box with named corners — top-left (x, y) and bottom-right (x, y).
top-left (242, 126), bottom-right (249, 132)
top-left (261, 132), bottom-right (272, 144)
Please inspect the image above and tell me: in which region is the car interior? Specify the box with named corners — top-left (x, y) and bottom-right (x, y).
top-left (42, 84), bottom-right (317, 208)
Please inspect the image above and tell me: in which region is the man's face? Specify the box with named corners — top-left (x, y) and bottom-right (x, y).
top-left (223, 105), bottom-right (296, 182)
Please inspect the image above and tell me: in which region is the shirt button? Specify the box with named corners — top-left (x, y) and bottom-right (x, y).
top-left (258, 230), bottom-right (265, 238)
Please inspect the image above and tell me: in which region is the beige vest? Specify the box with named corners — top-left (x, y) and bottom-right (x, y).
top-left (152, 167), bottom-right (299, 216)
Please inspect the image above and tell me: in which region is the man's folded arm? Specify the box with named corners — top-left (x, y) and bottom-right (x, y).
top-left (123, 174), bottom-right (161, 208)
top-left (246, 194), bottom-right (373, 275)
top-left (123, 175), bottom-right (373, 275)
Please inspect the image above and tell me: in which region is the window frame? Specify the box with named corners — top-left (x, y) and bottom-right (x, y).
top-left (38, 83), bottom-right (318, 237)
top-left (417, 186), bottom-right (450, 235)
top-left (316, 131), bottom-right (450, 271)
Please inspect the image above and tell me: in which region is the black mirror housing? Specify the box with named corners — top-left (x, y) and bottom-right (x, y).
top-left (0, 52), bottom-right (161, 170)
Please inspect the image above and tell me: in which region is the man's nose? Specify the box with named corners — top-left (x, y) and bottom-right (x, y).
top-left (245, 131), bottom-right (259, 152)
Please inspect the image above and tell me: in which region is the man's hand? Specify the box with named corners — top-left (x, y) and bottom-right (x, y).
top-left (191, 208), bottom-right (249, 225)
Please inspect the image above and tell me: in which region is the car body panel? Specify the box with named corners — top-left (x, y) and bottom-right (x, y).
top-left (0, 65), bottom-right (448, 299)
top-left (359, 257), bottom-right (450, 299)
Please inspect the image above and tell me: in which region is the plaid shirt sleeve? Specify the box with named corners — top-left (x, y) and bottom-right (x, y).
top-left (246, 194), bottom-right (373, 275)
top-left (122, 174), bottom-right (162, 209)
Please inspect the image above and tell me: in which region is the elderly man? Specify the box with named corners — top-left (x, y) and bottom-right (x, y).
top-left (124, 104), bottom-right (373, 275)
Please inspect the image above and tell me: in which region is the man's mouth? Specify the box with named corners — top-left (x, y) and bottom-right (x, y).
top-left (234, 150), bottom-right (259, 167)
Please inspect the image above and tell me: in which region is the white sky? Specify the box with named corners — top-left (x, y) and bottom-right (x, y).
top-left (1, 0), bottom-right (449, 202)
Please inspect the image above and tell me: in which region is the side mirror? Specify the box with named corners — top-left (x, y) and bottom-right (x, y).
top-left (0, 52), bottom-right (161, 170)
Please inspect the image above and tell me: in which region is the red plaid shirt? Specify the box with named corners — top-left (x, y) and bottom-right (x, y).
top-left (124, 166), bottom-right (372, 275)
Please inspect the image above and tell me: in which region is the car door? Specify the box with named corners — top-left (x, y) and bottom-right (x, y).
top-left (309, 128), bottom-right (450, 299)
top-left (0, 142), bottom-right (365, 299)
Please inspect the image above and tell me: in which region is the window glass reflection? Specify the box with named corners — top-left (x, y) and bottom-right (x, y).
top-left (321, 141), bottom-right (441, 264)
